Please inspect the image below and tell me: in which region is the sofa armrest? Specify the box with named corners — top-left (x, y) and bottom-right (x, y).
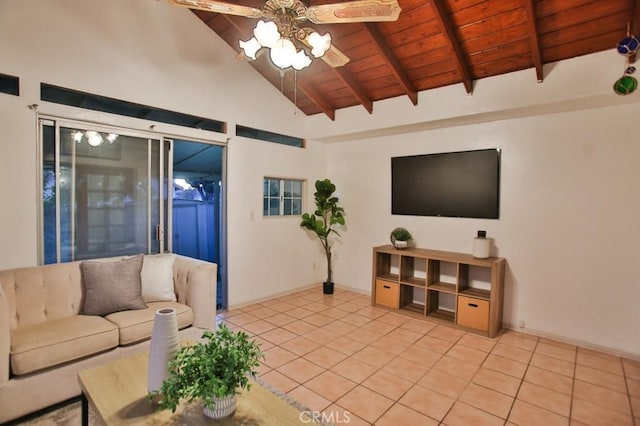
top-left (173, 256), bottom-right (217, 330)
top-left (0, 285), bottom-right (10, 385)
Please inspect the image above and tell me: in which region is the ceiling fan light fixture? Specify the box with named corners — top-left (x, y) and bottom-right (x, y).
top-left (308, 31), bottom-right (331, 58)
top-left (239, 37), bottom-right (261, 60)
top-left (253, 20), bottom-right (280, 47)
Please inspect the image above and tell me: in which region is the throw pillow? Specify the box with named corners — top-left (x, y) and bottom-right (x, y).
top-left (141, 253), bottom-right (177, 302)
top-left (81, 254), bottom-right (148, 316)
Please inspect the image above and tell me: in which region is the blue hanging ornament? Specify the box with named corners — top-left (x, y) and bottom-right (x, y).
top-left (617, 35), bottom-right (640, 56)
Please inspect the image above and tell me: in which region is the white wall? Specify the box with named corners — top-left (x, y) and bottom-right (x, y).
top-left (0, 0), bottom-right (325, 304)
top-left (227, 137), bottom-right (327, 305)
top-left (324, 100), bottom-right (640, 356)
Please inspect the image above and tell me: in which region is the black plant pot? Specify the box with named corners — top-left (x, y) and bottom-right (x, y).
top-left (322, 281), bottom-right (334, 295)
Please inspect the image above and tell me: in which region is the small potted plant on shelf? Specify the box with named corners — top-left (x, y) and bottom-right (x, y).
top-left (390, 227), bottom-right (412, 249)
top-left (150, 324), bottom-right (264, 419)
top-left (300, 178), bottom-right (346, 295)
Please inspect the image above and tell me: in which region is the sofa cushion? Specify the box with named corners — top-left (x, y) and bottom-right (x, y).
top-left (10, 315), bottom-right (119, 375)
top-left (141, 254), bottom-right (177, 302)
top-left (81, 255), bottom-right (147, 316)
top-left (105, 301), bottom-right (193, 345)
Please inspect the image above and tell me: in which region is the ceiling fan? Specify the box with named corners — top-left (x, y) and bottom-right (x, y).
top-left (170, 0), bottom-right (402, 70)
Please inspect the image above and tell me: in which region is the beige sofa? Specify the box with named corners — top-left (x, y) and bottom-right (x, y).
top-left (0, 253), bottom-right (217, 423)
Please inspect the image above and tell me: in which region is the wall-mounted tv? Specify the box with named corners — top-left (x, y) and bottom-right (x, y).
top-left (391, 148), bottom-right (501, 219)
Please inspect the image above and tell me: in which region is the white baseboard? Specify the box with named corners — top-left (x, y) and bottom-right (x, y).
top-left (502, 322), bottom-right (640, 362)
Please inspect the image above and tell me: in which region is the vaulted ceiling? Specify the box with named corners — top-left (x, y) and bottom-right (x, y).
top-left (184, 0), bottom-right (639, 120)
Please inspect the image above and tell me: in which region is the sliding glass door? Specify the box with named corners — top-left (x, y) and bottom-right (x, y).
top-left (40, 119), bottom-right (166, 263)
top-left (39, 118), bottom-right (227, 308)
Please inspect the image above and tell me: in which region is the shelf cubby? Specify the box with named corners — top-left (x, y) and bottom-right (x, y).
top-left (374, 251), bottom-right (399, 281)
top-left (400, 256), bottom-right (426, 287)
top-left (400, 284), bottom-right (426, 315)
top-left (458, 264), bottom-right (492, 300)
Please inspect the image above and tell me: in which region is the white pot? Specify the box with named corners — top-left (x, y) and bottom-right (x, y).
top-left (394, 240), bottom-right (409, 249)
top-left (147, 308), bottom-right (180, 393)
top-left (203, 394), bottom-right (237, 419)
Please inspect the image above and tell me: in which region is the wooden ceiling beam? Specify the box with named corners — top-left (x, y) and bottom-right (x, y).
top-left (297, 80), bottom-right (336, 120)
top-left (332, 67), bottom-right (374, 113)
top-left (523, 0), bottom-right (544, 82)
top-left (363, 23), bottom-right (418, 106)
top-left (429, 0), bottom-right (473, 94)
top-left (221, 14), bottom-right (246, 35)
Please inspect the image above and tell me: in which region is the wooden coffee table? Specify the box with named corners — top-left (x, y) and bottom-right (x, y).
top-left (78, 351), bottom-right (316, 425)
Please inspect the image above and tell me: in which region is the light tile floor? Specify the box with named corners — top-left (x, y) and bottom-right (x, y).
top-left (218, 288), bottom-right (640, 426)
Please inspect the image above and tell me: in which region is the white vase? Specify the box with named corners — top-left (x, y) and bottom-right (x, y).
top-left (472, 230), bottom-right (490, 259)
top-left (203, 394), bottom-right (237, 419)
top-left (147, 308), bottom-right (180, 394)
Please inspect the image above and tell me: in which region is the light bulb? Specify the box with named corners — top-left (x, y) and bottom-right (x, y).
top-left (239, 37), bottom-right (261, 60)
top-left (269, 38), bottom-right (297, 69)
top-left (291, 50), bottom-right (312, 70)
top-left (254, 20), bottom-right (280, 48)
top-left (106, 133), bottom-right (118, 144)
top-left (308, 31), bottom-right (331, 58)
top-left (85, 131), bottom-right (103, 147)
top-left (72, 131), bottom-right (83, 143)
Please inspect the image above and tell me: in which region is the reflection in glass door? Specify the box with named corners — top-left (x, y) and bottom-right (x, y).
top-left (41, 120), bottom-right (164, 262)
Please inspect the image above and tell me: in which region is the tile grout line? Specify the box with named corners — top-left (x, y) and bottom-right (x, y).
top-left (621, 359), bottom-right (638, 426)
top-left (568, 341), bottom-right (577, 424)
top-left (501, 334), bottom-right (536, 425)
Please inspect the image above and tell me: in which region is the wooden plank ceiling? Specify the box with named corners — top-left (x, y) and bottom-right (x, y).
top-left (191, 0), bottom-right (640, 119)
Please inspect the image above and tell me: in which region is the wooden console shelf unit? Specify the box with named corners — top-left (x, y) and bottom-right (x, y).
top-left (372, 245), bottom-right (505, 338)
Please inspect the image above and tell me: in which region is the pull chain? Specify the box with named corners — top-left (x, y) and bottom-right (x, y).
top-left (294, 70), bottom-right (298, 116)
top-left (279, 69), bottom-right (285, 93)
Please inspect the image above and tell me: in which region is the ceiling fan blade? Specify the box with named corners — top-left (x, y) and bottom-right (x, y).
top-left (305, 0), bottom-right (401, 24)
top-left (169, 0), bottom-right (263, 18)
top-left (320, 45), bottom-right (350, 68)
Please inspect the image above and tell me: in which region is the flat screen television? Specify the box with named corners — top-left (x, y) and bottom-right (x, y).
top-left (391, 148), bottom-right (501, 219)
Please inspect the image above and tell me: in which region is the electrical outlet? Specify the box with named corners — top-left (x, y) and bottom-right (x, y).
top-left (313, 261), bottom-right (316, 270)
top-left (518, 321), bottom-right (525, 328)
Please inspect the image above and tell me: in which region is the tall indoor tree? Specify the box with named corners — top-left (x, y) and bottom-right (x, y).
top-left (300, 179), bottom-right (346, 294)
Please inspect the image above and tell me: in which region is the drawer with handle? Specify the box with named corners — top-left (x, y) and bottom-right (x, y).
top-left (375, 280), bottom-right (399, 309)
top-left (457, 295), bottom-right (489, 331)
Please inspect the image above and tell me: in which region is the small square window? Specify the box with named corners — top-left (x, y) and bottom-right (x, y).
top-left (263, 177), bottom-right (304, 217)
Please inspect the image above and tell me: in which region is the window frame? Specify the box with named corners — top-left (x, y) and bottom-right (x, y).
top-left (263, 177), bottom-right (304, 217)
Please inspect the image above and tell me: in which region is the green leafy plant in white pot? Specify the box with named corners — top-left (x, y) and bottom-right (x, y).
top-left (300, 178), bottom-right (346, 294)
top-left (150, 324), bottom-right (264, 419)
top-left (390, 227), bottom-right (412, 249)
